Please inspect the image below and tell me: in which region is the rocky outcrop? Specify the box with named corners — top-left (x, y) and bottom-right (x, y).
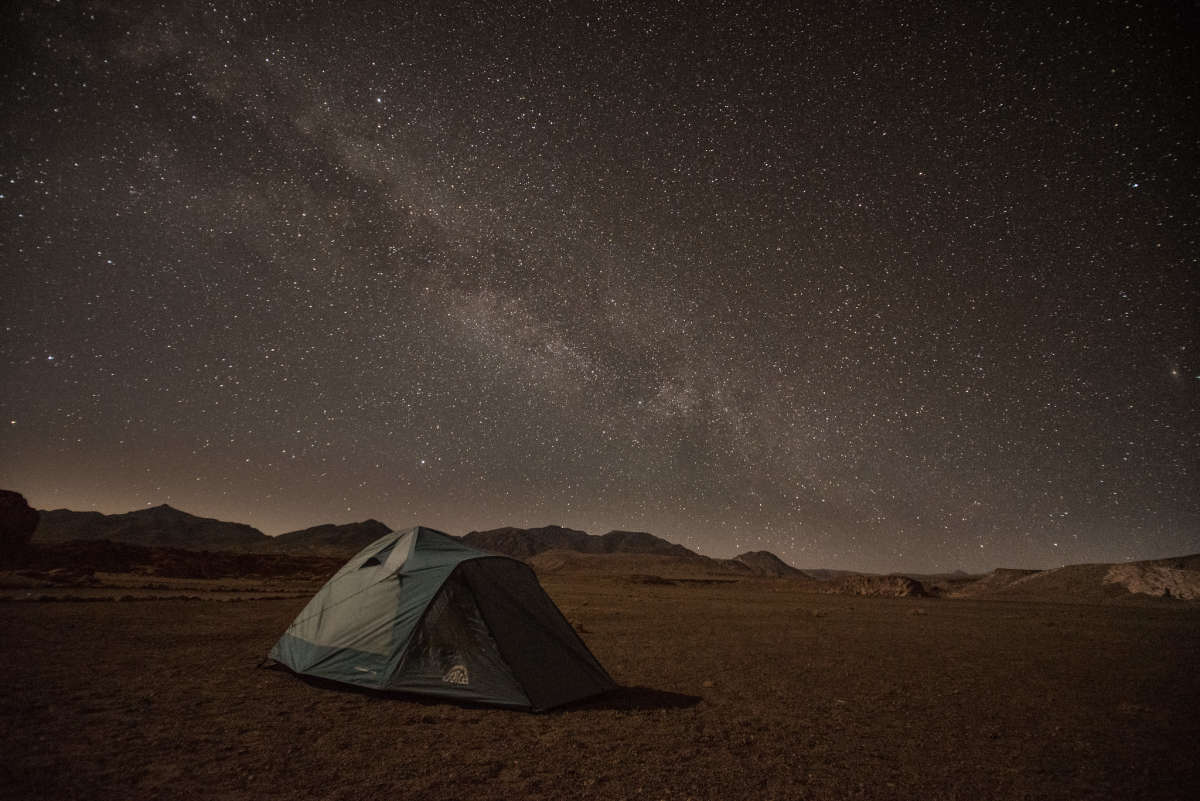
top-left (948, 558), bottom-right (1200, 602)
top-left (1104, 563), bottom-right (1200, 600)
top-left (820, 574), bottom-right (928, 598)
top-left (0, 490), bottom-right (40, 564)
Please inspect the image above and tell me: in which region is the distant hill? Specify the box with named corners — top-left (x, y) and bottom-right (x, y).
top-left (947, 568), bottom-right (1042, 598)
top-left (1140, 553), bottom-right (1200, 571)
top-left (731, 551), bottom-right (806, 578)
top-left (34, 505), bottom-right (268, 550)
top-left (528, 549), bottom-right (727, 578)
top-left (467, 526), bottom-right (815, 579)
top-left (460, 525), bottom-right (593, 558)
top-left (595, 530), bottom-right (698, 558)
top-left (461, 525), bottom-right (696, 559)
top-left (796, 567), bottom-right (864, 580)
top-left (267, 519), bottom-right (392, 556)
top-left (18, 538), bottom-right (341, 580)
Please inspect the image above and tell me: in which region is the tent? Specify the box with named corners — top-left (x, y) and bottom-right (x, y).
top-left (268, 526), bottom-right (615, 710)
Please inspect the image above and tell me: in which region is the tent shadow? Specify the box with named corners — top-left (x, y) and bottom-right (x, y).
top-left (271, 666), bottom-right (699, 713)
top-left (565, 685), bottom-right (702, 712)
top-left (283, 671), bottom-right (538, 712)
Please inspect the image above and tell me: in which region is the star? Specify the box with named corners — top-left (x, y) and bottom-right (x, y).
top-left (0, 1), bottom-right (1194, 572)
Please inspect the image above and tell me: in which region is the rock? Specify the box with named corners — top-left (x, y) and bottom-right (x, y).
top-left (1104, 563), bottom-right (1200, 600)
top-left (821, 574), bottom-right (928, 598)
top-left (0, 490), bottom-right (40, 565)
top-left (628, 574), bottom-right (676, 586)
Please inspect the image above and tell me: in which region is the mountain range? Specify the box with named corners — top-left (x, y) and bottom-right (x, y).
top-left (34, 505), bottom-right (266, 550)
top-left (27, 504), bottom-right (877, 582)
top-left (21, 497), bottom-right (1200, 600)
top-left (460, 525), bottom-right (698, 559)
top-left (266, 519), bottom-right (392, 555)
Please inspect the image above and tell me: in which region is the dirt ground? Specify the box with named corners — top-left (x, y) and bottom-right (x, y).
top-left (2, 576), bottom-right (1198, 801)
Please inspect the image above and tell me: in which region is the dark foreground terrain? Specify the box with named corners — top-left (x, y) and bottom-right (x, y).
top-left (2, 577), bottom-right (1198, 801)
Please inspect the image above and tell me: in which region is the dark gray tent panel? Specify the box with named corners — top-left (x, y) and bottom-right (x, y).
top-left (457, 558), bottom-right (614, 711)
top-left (268, 526), bottom-right (615, 710)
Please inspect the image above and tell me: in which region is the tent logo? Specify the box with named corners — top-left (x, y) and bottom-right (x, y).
top-left (442, 664), bottom-right (469, 685)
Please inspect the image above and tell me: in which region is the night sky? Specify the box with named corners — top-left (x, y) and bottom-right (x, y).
top-left (2, 2), bottom-right (1196, 573)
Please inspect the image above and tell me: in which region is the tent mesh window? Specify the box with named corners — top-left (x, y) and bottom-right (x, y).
top-left (392, 570), bottom-right (526, 703)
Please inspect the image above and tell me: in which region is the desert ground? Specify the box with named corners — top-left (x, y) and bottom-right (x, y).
top-left (2, 565), bottom-right (1200, 796)
top-left (2, 571), bottom-right (1198, 801)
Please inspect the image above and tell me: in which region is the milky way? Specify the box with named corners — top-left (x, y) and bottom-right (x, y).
top-left (2, 2), bottom-right (1196, 571)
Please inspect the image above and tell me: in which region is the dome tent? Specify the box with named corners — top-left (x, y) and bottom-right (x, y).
top-left (268, 526), bottom-right (615, 710)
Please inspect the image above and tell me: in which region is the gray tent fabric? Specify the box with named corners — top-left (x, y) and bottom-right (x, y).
top-left (268, 526), bottom-right (615, 710)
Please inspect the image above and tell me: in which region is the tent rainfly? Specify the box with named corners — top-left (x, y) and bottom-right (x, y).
top-left (268, 526), bottom-right (615, 710)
